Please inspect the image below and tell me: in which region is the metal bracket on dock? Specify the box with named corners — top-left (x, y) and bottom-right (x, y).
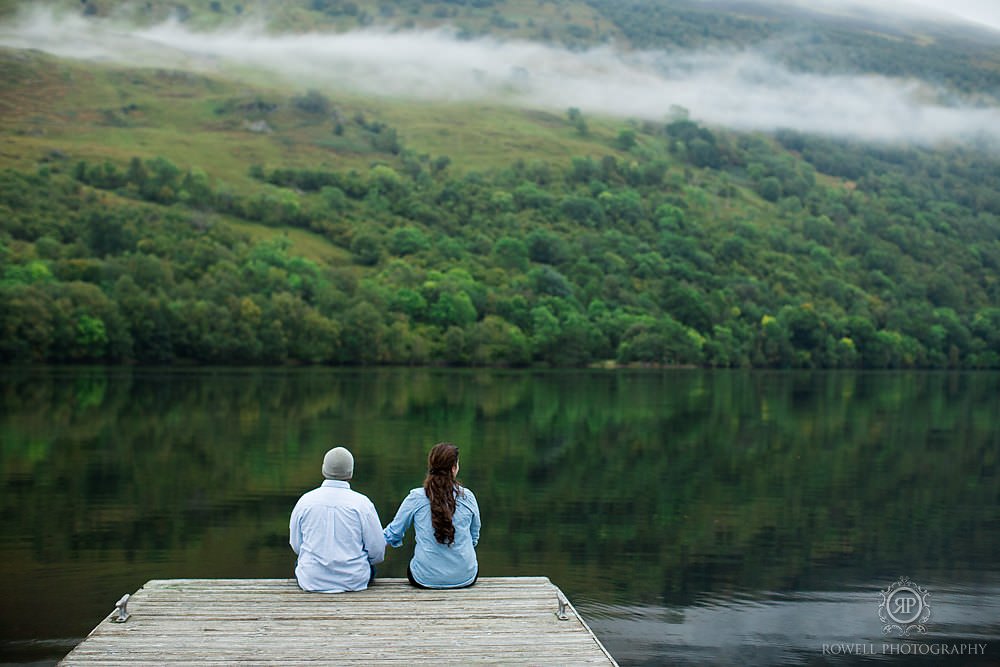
top-left (555, 592), bottom-right (569, 621)
top-left (110, 594), bottom-right (131, 623)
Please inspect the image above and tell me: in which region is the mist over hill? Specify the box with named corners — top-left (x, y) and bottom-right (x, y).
top-left (700, 0), bottom-right (1000, 34)
top-left (2, 3), bottom-right (1000, 143)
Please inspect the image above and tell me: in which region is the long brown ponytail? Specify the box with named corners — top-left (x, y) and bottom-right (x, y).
top-left (423, 442), bottom-right (460, 545)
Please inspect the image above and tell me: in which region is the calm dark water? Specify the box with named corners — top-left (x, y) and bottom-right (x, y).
top-left (1, 367), bottom-right (998, 665)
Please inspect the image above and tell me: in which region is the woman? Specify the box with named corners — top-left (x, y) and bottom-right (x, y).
top-left (383, 442), bottom-right (481, 589)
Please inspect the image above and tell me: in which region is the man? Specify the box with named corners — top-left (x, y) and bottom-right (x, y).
top-left (289, 446), bottom-right (385, 592)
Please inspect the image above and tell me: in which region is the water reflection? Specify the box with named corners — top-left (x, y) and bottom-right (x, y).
top-left (584, 578), bottom-right (1000, 665)
top-left (0, 368), bottom-right (998, 665)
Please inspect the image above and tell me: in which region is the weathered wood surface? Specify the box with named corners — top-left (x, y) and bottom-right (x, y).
top-left (60, 577), bottom-right (617, 665)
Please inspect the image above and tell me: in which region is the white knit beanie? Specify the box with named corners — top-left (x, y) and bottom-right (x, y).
top-left (322, 447), bottom-right (354, 480)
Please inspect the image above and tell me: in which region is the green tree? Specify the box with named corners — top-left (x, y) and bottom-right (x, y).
top-left (615, 128), bottom-right (637, 151)
top-left (0, 284), bottom-right (54, 361)
top-left (616, 314), bottom-right (703, 365)
top-left (530, 266), bottom-right (574, 299)
top-left (757, 314), bottom-right (793, 367)
top-left (526, 229), bottom-right (568, 265)
top-left (388, 226), bottom-right (429, 256)
top-left (567, 107), bottom-right (589, 135)
top-left (493, 237), bottom-right (529, 271)
top-left (142, 156), bottom-right (182, 203)
top-left (179, 167), bottom-right (213, 208)
top-left (338, 301), bottom-right (386, 364)
top-left (757, 176), bottom-right (782, 202)
top-left (389, 288), bottom-right (428, 320)
top-left (469, 315), bottom-right (530, 366)
top-left (384, 319), bottom-right (431, 364)
top-left (293, 89), bottom-right (331, 115)
top-left (350, 233), bottom-right (382, 266)
top-left (560, 196), bottom-right (605, 227)
top-left (429, 291), bottom-right (477, 329)
top-left (50, 282), bottom-right (131, 361)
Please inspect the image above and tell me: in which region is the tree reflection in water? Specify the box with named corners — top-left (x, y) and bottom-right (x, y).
top-left (1, 368), bottom-right (997, 664)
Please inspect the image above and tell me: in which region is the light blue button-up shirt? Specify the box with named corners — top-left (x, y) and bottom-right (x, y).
top-left (289, 480), bottom-right (385, 593)
top-left (383, 486), bottom-right (480, 588)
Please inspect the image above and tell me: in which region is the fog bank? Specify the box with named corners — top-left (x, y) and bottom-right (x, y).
top-left (2, 8), bottom-right (999, 144)
top-left (729, 0), bottom-right (1000, 33)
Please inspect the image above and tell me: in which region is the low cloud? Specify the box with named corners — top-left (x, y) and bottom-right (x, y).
top-left (2, 8), bottom-right (999, 144)
top-left (730, 0), bottom-right (1000, 33)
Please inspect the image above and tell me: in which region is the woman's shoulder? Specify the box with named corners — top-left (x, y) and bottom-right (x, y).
top-left (457, 486), bottom-right (478, 505)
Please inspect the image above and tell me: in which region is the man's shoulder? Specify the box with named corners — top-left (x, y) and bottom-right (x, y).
top-left (294, 486), bottom-right (324, 503)
top-left (296, 484), bottom-right (370, 507)
top-left (345, 487), bottom-right (377, 506)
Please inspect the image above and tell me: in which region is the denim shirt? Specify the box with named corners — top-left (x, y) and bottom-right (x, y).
top-left (383, 486), bottom-right (480, 588)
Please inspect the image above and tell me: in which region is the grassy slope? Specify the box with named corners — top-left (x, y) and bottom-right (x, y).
top-left (0, 40), bottom-right (978, 271)
top-left (0, 34), bottom-right (641, 261)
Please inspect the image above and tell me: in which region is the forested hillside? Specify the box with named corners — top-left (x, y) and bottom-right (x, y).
top-left (1, 1), bottom-right (999, 367)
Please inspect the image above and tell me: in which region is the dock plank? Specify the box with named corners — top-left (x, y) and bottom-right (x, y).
top-left (60, 578), bottom-right (617, 665)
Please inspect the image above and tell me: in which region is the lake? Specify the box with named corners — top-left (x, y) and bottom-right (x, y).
top-left (1, 367), bottom-right (997, 665)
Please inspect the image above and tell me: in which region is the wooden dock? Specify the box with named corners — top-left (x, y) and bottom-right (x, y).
top-left (60, 577), bottom-right (617, 665)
